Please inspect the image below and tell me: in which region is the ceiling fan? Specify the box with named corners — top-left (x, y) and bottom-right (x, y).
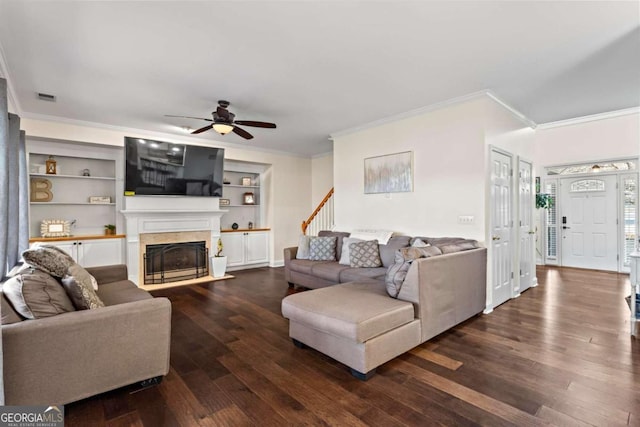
top-left (166, 100), bottom-right (276, 140)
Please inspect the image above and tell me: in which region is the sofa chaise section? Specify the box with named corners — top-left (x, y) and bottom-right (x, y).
top-left (282, 247), bottom-right (487, 379)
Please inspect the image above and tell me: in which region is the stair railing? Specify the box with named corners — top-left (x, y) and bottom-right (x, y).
top-left (301, 188), bottom-right (334, 236)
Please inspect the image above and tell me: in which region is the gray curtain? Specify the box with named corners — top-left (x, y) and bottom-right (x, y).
top-left (6, 113), bottom-right (26, 269)
top-left (0, 77), bottom-right (8, 405)
top-left (0, 79), bottom-right (8, 278)
top-left (0, 79), bottom-right (28, 405)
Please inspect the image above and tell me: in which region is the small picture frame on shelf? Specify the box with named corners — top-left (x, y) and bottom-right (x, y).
top-left (241, 177), bottom-right (252, 186)
top-left (219, 198), bottom-right (230, 206)
top-left (89, 196), bottom-right (111, 204)
top-left (243, 192), bottom-right (255, 205)
top-left (40, 219), bottom-right (71, 237)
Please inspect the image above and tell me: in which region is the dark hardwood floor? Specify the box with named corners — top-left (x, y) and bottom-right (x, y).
top-left (65, 266), bottom-right (640, 426)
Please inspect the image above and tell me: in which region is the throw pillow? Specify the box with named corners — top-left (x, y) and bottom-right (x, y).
top-left (386, 246), bottom-right (442, 298)
top-left (309, 236), bottom-right (337, 261)
top-left (22, 246), bottom-right (73, 278)
top-left (349, 240), bottom-right (382, 268)
top-left (2, 268), bottom-right (76, 319)
top-left (411, 238), bottom-right (429, 248)
top-left (30, 242), bottom-right (75, 263)
top-left (338, 237), bottom-right (364, 265)
top-left (296, 235), bottom-right (312, 260)
top-left (26, 244), bottom-right (99, 290)
top-left (61, 274), bottom-right (105, 310)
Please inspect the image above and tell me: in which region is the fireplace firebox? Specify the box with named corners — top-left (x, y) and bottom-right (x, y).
top-left (144, 241), bottom-right (208, 284)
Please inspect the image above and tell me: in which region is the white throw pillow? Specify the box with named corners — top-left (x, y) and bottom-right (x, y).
top-left (339, 237), bottom-right (364, 265)
top-left (348, 229), bottom-right (394, 245)
top-left (296, 235), bottom-right (312, 260)
top-left (411, 238), bottom-right (430, 248)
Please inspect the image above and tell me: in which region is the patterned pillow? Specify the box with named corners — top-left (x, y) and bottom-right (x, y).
top-left (30, 243), bottom-right (99, 289)
top-left (309, 236), bottom-right (337, 261)
top-left (2, 268), bottom-right (75, 319)
top-left (22, 246), bottom-right (74, 278)
top-left (349, 240), bottom-right (382, 268)
top-left (386, 246), bottom-right (442, 298)
top-left (61, 274), bottom-right (105, 310)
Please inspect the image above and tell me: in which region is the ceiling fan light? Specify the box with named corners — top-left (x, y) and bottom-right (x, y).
top-left (212, 123), bottom-right (234, 135)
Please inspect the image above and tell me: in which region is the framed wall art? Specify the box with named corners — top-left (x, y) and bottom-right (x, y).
top-left (364, 151), bottom-right (413, 194)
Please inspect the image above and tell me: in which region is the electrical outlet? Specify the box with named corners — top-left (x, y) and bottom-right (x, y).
top-left (458, 215), bottom-right (475, 224)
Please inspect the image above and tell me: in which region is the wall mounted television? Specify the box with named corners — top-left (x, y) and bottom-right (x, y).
top-left (124, 137), bottom-right (224, 197)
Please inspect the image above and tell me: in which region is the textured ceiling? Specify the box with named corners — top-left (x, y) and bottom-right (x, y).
top-left (0, 1), bottom-right (638, 157)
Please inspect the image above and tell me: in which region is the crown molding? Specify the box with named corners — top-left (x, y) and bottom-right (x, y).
top-left (21, 113), bottom-right (311, 158)
top-left (330, 90), bottom-right (538, 139)
top-left (536, 106), bottom-right (640, 130)
top-left (484, 91), bottom-right (537, 129)
top-left (330, 90), bottom-right (492, 139)
top-left (0, 39), bottom-right (22, 115)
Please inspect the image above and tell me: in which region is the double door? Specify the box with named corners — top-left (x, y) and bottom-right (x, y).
top-left (221, 230), bottom-right (269, 270)
top-left (488, 148), bottom-right (535, 312)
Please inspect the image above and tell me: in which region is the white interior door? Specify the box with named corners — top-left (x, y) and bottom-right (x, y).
top-left (560, 175), bottom-right (618, 271)
top-left (518, 159), bottom-right (534, 293)
top-left (490, 149), bottom-right (513, 308)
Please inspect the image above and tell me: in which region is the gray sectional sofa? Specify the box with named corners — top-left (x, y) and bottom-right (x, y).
top-left (282, 231), bottom-right (487, 379)
top-left (1, 264), bottom-right (171, 405)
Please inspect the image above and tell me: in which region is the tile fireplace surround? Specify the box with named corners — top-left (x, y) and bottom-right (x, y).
top-left (121, 197), bottom-right (226, 285)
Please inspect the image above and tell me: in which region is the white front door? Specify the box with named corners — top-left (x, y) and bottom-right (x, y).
top-left (490, 149), bottom-right (513, 309)
top-left (518, 159), bottom-right (534, 293)
top-left (560, 175), bottom-right (618, 271)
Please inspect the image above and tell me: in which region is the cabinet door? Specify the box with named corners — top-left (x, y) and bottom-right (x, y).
top-left (221, 233), bottom-right (245, 267)
top-left (78, 239), bottom-right (123, 268)
top-left (245, 231), bottom-right (269, 264)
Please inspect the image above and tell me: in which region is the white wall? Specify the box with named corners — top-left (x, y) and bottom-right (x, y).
top-left (533, 113), bottom-right (639, 173)
top-left (21, 118), bottom-right (312, 266)
top-left (333, 98), bottom-right (487, 239)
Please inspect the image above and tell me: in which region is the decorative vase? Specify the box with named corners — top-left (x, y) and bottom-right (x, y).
top-left (211, 256), bottom-right (227, 278)
top-left (105, 228), bottom-right (116, 236)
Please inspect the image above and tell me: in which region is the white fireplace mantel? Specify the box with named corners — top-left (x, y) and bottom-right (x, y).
top-left (121, 209), bottom-right (227, 284)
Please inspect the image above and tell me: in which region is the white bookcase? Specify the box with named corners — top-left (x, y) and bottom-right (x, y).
top-left (27, 138), bottom-right (124, 238)
top-left (221, 160), bottom-right (267, 231)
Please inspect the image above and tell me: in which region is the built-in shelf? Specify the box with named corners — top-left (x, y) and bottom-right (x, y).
top-left (29, 173), bottom-right (116, 181)
top-left (223, 184), bottom-right (260, 189)
top-left (29, 234), bottom-right (126, 243)
top-left (27, 142), bottom-right (123, 238)
top-left (221, 228), bottom-right (270, 233)
top-left (31, 202), bottom-right (116, 206)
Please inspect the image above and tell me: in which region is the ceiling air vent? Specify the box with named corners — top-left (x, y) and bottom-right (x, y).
top-left (37, 92), bottom-right (56, 102)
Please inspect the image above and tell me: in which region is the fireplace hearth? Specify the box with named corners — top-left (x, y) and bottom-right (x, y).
top-left (144, 241), bottom-right (208, 284)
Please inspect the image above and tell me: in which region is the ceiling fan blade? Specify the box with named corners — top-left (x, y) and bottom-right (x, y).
top-left (165, 114), bottom-right (212, 122)
top-left (217, 106), bottom-right (231, 120)
top-left (234, 120), bottom-right (277, 129)
top-left (232, 126), bottom-right (254, 140)
top-left (191, 124), bottom-right (213, 134)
